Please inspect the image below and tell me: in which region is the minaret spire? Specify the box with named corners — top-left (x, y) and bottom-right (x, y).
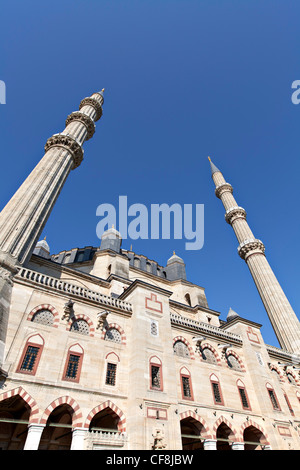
top-left (0, 89), bottom-right (105, 370)
top-left (209, 157), bottom-right (300, 354)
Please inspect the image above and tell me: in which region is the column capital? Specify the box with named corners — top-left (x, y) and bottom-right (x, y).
top-left (225, 206), bottom-right (246, 224)
top-left (215, 182), bottom-right (233, 199)
top-left (65, 111), bottom-right (95, 140)
top-left (44, 133), bottom-right (84, 169)
top-left (79, 96), bottom-right (103, 121)
top-left (238, 238), bottom-right (265, 260)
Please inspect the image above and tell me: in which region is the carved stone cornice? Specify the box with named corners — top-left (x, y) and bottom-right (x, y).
top-left (79, 97), bottom-right (103, 121)
top-left (215, 182), bottom-right (233, 199)
top-left (238, 238), bottom-right (265, 260)
top-left (65, 111), bottom-right (95, 140)
top-left (225, 206), bottom-right (246, 224)
top-left (44, 133), bottom-right (84, 169)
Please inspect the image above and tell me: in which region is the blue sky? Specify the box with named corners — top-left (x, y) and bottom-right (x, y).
top-left (0, 0), bottom-right (299, 348)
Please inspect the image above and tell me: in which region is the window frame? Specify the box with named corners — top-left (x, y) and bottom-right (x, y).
top-left (149, 356), bottom-right (163, 391)
top-left (16, 340), bottom-right (43, 376)
top-left (105, 362), bottom-right (117, 386)
top-left (266, 383), bottom-right (281, 411)
top-left (180, 368), bottom-right (194, 401)
top-left (62, 346), bottom-right (84, 383)
top-left (210, 374), bottom-right (224, 406)
top-left (237, 381), bottom-right (251, 410)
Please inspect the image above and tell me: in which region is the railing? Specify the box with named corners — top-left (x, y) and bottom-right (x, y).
top-left (170, 312), bottom-right (243, 344)
top-left (16, 267), bottom-right (133, 313)
top-left (85, 429), bottom-right (127, 448)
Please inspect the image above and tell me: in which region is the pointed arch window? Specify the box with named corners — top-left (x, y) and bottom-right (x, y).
top-left (150, 356), bottom-right (163, 391)
top-left (63, 344), bottom-right (84, 383)
top-left (180, 367), bottom-right (194, 401)
top-left (266, 383), bottom-right (281, 411)
top-left (210, 374), bottom-right (224, 405)
top-left (237, 379), bottom-right (251, 410)
top-left (16, 334), bottom-right (44, 376)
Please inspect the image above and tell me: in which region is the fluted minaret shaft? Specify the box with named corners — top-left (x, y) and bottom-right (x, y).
top-left (0, 90), bottom-right (105, 369)
top-left (209, 158), bottom-right (300, 354)
top-left (0, 90), bottom-right (104, 265)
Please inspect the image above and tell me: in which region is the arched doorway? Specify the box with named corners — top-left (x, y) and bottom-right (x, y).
top-left (89, 407), bottom-right (120, 431)
top-left (180, 417), bottom-right (204, 450)
top-left (243, 425), bottom-right (267, 450)
top-left (216, 422), bottom-right (234, 450)
top-left (38, 404), bottom-right (73, 450)
top-left (0, 394), bottom-right (30, 450)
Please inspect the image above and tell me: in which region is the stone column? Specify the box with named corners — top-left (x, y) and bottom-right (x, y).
top-left (203, 439), bottom-right (217, 450)
top-left (23, 423), bottom-right (45, 450)
top-left (231, 442), bottom-right (244, 450)
top-left (0, 90), bottom-right (105, 368)
top-left (70, 427), bottom-right (87, 450)
top-left (208, 157), bottom-right (300, 354)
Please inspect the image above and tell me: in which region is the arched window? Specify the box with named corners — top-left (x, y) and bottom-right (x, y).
top-left (287, 372), bottom-right (297, 386)
top-left (17, 334), bottom-right (44, 376)
top-left (237, 379), bottom-right (251, 410)
top-left (173, 340), bottom-right (190, 358)
top-left (210, 374), bottom-right (224, 405)
top-left (266, 383), bottom-right (281, 411)
top-left (226, 353), bottom-right (241, 371)
top-left (32, 309), bottom-right (54, 326)
top-left (70, 319), bottom-right (90, 336)
top-left (185, 294), bottom-right (191, 306)
top-left (150, 356), bottom-right (163, 391)
top-left (63, 344), bottom-right (84, 383)
top-left (180, 367), bottom-right (194, 400)
top-left (105, 352), bottom-right (120, 387)
top-left (201, 347), bottom-right (217, 364)
top-left (105, 328), bottom-right (122, 343)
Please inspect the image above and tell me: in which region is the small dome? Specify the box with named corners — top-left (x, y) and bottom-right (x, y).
top-left (101, 225), bottom-right (122, 239)
top-left (227, 307), bottom-right (239, 322)
top-left (167, 251), bottom-right (184, 265)
top-left (35, 237), bottom-right (50, 253)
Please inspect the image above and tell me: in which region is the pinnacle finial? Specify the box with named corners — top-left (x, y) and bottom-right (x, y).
top-left (208, 156), bottom-right (221, 176)
top-left (101, 88), bottom-right (105, 92)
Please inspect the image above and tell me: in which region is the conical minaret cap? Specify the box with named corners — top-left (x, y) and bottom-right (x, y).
top-left (208, 156), bottom-right (221, 176)
top-left (227, 307), bottom-right (240, 322)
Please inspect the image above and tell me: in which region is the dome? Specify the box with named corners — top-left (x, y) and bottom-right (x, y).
top-left (35, 237), bottom-right (50, 253)
top-left (167, 251), bottom-right (184, 265)
top-left (227, 307), bottom-right (239, 322)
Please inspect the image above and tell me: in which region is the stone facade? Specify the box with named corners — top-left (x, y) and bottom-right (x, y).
top-left (0, 93), bottom-right (299, 450)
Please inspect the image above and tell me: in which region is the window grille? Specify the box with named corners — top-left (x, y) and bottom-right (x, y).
top-left (173, 341), bottom-right (190, 358)
top-left (268, 389), bottom-right (280, 410)
top-left (227, 354), bottom-right (241, 370)
top-left (20, 346), bottom-right (40, 372)
top-left (212, 382), bottom-right (222, 403)
top-left (105, 328), bottom-right (122, 343)
top-left (106, 363), bottom-right (117, 385)
top-left (65, 354), bottom-right (80, 379)
top-left (182, 376), bottom-right (192, 398)
top-left (238, 387), bottom-right (249, 409)
top-left (70, 319), bottom-right (90, 335)
top-left (151, 365), bottom-right (161, 389)
top-left (202, 348), bottom-right (216, 364)
top-left (32, 309), bottom-right (54, 326)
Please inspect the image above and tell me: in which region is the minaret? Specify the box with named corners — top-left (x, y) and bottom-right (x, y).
top-left (0, 89), bottom-right (105, 369)
top-left (208, 157), bottom-right (300, 354)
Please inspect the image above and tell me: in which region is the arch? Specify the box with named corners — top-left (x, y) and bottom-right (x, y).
top-left (101, 323), bottom-right (126, 345)
top-left (240, 420), bottom-right (269, 450)
top-left (27, 304), bottom-right (59, 328)
top-left (199, 343), bottom-right (221, 365)
top-left (105, 351), bottom-right (120, 362)
top-left (185, 293), bottom-right (192, 306)
top-left (0, 386), bottom-right (39, 423)
top-left (84, 400), bottom-right (126, 432)
top-left (173, 336), bottom-right (195, 360)
top-left (40, 396), bottom-right (83, 427)
top-left (212, 416), bottom-right (238, 442)
top-left (286, 370), bottom-right (298, 385)
top-left (269, 364), bottom-right (284, 381)
top-left (225, 349), bottom-right (245, 371)
top-left (179, 410), bottom-right (211, 439)
top-left (67, 314), bottom-right (95, 337)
